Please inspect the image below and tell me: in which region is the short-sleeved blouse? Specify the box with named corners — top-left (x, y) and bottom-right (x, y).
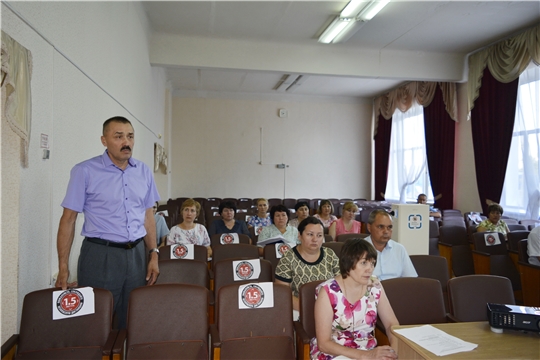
top-left (274, 246), bottom-right (339, 297)
top-left (476, 219), bottom-right (508, 235)
top-left (247, 214), bottom-right (272, 228)
top-left (310, 276), bottom-right (382, 360)
top-left (166, 223), bottom-right (211, 247)
top-left (332, 218), bottom-right (362, 237)
top-left (314, 214), bottom-right (338, 228)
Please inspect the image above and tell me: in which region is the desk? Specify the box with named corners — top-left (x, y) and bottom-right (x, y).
top-left (391, 322), bottom-right (539, 359)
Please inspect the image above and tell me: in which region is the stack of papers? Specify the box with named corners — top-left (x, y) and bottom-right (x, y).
top-left (394, 325), bottom-right (478, 356)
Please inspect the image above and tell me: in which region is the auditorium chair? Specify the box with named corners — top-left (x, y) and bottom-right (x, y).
top-left (447, 275), bottom-right (514, 322)
top-left (472, 232), bottom-right (522, 302)
top-left (377, 278), bottom-right (448, 341)
top-left (518, 240), bottom-right (540, 307)
top-left (159, 244), bottom-right (208, 262)
top-left (429, 220), bottom-right (440, 255)
top-left (263, 243), bottom-right (293, 272)
top-left (210, 283), bottom-right (295, 359)
top-left (507, 224), bottom-right (527, 232)
top-left (213, 258), bottom-right (273, 295)
top-left (438, 225), bottom-right (474, 277)
top-left (335, 233), bottom-right (368, 243)
top-left (322, 241), bottom-right (344, 257)
top-left (211, 243), bottom-right (259, 270)
top-left (1, 287), bottom-right (117, 360)
top-left (409, 255), bottom-right (450, 311)
top-left (116, 284), bottom-right (209, 359)
top-left (294, 280), bottom-right (324, 360)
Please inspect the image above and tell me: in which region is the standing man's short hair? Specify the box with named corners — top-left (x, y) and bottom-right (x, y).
top-left (103, 116), bottom-right (132, 135)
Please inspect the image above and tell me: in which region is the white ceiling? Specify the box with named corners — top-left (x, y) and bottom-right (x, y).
top-left (142, 1), bottom-right (540, 98)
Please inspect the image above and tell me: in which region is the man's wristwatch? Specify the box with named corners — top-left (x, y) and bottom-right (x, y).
top-left (148, 248), bottom-right (160, 255)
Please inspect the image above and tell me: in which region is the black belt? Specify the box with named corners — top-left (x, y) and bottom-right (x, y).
top-left (85, 237), bottom-right (143, 249)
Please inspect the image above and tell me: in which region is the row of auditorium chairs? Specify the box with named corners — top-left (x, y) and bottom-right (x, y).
top-left (5, 254), bottom-right (529, 360)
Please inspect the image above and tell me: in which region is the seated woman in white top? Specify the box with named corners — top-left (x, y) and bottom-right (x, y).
top-left (257, 204), bottom-right (299, 256)
top-left (288, 201), bottom-right (310, 228)
top-left (167, 198), bottom-right (212, 257)
top-left (314, 199), bottom-right (338, 228)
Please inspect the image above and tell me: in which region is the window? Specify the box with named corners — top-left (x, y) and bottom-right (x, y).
top-left (500, 63), bottom-right (540, 220)
top-left (385, 101), bottom-right (435, 203)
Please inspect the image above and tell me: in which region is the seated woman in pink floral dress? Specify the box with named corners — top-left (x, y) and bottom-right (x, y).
top-left (311, 239), bottom-right (399, 360)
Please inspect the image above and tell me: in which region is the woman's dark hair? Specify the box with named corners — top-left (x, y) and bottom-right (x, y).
top-left (294, 201), bottom-right (310, 212)
top-left (339, 239), bottom-right (377, 278)
top-left (270, 204), bottom-right (290, 223)
top-left (219, 201), bottom-right (237, 215)
top-left (487, 204), bottom-right (504, 215)
top-left (298, 216), bottom-right (324, 234)
top-left (317, 199), bottom-right (334, 215)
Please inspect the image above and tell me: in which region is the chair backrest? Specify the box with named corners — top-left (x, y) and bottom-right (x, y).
top-left (18, 287), bottom-right (113, 356)
top-left (216, 283), bottom-right (294, 339)
top-left (159, 244), bottom-right (208, 262)
top-left (518, 239), bottom-right (529, 263)
top-left (324, 234), bottom-right (333, 242)
top-left (503, 218), bottom-right (519, 224)
top-left (214, 258), bottom-right (273, 295)
top-left (443, 209), bottom-right (462, 216)
top-left (335, 233), bottom-right (366, 243)
top-left (126, 284), bottom-right (209, 359)
top-left (441, 219), bottom-right (466, 228)
top-left (439, 225), bottom-right (468, 246)
top-left (268, 198), bottom-right (283, 208)
top-left (520, 219), bottom-right (540, 228)
top-left (211, 243), bottom-right (260, 269)
top-left (382, 277), bottom-right (447, 325)
top-left (447, 275), bottom-right (515, 322)
top-left (322, 242), bottom-right (344, 257)
top-left (473, 232), bottom-right (507, 255)
top-left (451, 244), bottom-right (476, 276)
top-left (263, 243), bottom-right (293, 272)
top-left (507, 230), bottom-right (530, 251)
top-left (429, 220), bottom-right (440, 238)
top-left (508, 224), bottom-right (527, 232)
top-left (409, 255), bottom-right (449, 291)
top-left (298, 280), bottom-right (324, 339)
top-left (156, 259), bottom-right (209, 289)
top-left (210, 233), bottom-right (251, 247)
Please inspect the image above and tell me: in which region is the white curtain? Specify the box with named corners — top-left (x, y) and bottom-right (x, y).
top-left (501, 63), bottom-right (540, 220)
top-left (386, 101), bottom-right (429, 203)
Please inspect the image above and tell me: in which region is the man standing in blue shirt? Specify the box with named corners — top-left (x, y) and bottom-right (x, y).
top-left (55, 116), bottom-right (160, 328)
top-left (364, 209), bottom-right (417, 280)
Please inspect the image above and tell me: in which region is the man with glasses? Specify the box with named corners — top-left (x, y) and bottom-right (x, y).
top-left (364, 209), bottom-right (417, 280)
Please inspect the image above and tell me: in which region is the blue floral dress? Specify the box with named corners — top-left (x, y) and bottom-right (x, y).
top-left (310, 276), bottom-right (382, 359)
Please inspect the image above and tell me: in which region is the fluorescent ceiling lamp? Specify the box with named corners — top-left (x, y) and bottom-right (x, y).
top-left (318, 0), bottom-right (391, 44)
top-left (358, 0), bottom-right (390, 21)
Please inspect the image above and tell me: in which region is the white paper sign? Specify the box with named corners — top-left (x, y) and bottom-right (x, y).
top-left (238, 282), bottom-right (274, 309)
top-left (52, 287), bottom-right (95, 320)
top-left (157, 210), bottom-right (168, 217)
top-left (233, 259), bottom-right (261, 281)
top-left (170, 243), bottom-right (194, 260)
top-left (275, 243), bottom-right (291, 258)
top-left (220, 233), bottom-right (239, 244)
top-left (254, 225), bottom-right (263, 236)
top-left (484, 232), bottom-right (501, 246)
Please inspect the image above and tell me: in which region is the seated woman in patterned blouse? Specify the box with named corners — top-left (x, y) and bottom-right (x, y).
top-left (314, 199), bottom-right (338, 228)
top-left (275, 217), bottom-right (339, 316)
top-left (247, 198), bottom-right (272, 231)
top-left (476, 203), bottom-right (511, 239)
top-left (167, 198), bottom-right (212, 257)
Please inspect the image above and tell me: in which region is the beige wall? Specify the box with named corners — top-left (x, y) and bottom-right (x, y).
top-left (171, 94), bottom-right (372, 200)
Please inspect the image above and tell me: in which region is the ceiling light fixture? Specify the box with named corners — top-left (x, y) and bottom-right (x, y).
top-left (318, 0), bottom-right (390, 44)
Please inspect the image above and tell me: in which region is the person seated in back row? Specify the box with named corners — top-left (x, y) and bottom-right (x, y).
top-left (417, 194), bottom-right (441, 219)
top-left (288, 201), bottom-right (310, 228)
top-left (364, 209), bottom-right (417, 280)
top-left (208, 201), bottom-right (250, 238)
top-left (257, 204), bottom-right (299, 256)
top-left (167, 198), bottom-right (212, 257)
top-left (153, 201), bottom-right (169, 247)
top-left (313, 199), bottom-right (338, 228)
top-left (328, 201), bottom-right (361, 241)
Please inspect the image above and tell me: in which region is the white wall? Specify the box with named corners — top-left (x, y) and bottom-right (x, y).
top-left (170, 93), bottom-right (372, 200)
top-left (1, 1), bottom-right (167, 341)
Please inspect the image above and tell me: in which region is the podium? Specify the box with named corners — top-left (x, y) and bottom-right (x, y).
top-left (390, 204), bottom-right (429, 255)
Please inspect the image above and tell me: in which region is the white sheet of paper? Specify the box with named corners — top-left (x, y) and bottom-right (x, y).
top-left (232, 259), bottom-right (261, 281)
top-left (170, 243), bottom-right (194, 260)
top-left (393, 325), bottom-right (478, 356)
top-left (256, 235), bottom-right (285, 246)
top-left (484, 232), bottom-right (501, 246)
top-left (238, 282), bottom-right (274, 309)
top-left (157, 210), bottom-right (168, 217)
top-left (52, 287), bottom-right (95, 320)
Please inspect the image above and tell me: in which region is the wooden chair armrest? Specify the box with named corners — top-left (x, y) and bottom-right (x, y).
top-left (472, 250), bottom-right (491, 274)
top-left (209, 324), bottom-right (221, 347)
top-left (102, 330), bottom-right (119, 358)
top-left (293, 321), bottom-right (310, 344)
top-left (294, 321), bottom-right (311, 360)
top-left (1, 334), bottom-right (18, 360)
